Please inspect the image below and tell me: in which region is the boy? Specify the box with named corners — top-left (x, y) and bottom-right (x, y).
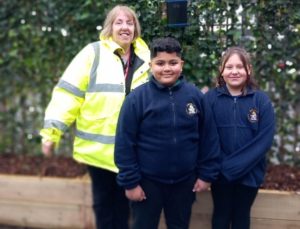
top-left (114, 37), bottom-right (219, 229)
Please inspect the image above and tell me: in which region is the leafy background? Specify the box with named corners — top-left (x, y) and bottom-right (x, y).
top-left (0, 0), bottom-right (299, 165)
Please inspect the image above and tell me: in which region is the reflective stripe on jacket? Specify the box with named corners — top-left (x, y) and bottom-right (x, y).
top-left (40, 37), bottom-right (150, 172)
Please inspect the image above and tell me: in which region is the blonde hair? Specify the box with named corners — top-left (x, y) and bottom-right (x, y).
top-left (100, 5), bottom-right (141, 40)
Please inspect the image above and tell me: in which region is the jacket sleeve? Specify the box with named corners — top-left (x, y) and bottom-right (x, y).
top-left (197, 93), bottom-right (221, 182)
top-left (221, 97), bottom-right (276, 182)
top-left (114, 94), bottom-right (141, 189)
top-left (40, 44), bottom-right (94, 144)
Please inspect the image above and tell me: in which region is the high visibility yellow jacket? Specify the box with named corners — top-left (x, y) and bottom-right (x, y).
top-left (40, 37), bottom-right (150, 172)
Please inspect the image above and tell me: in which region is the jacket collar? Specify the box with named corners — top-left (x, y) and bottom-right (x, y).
top-left (102, 37), bottom-right (128, 54)
top-left (216, 85), bottom-right (255, 97)
top-left (99, 36), bottom-right (150, 58)
top-left (150, 75), bottom-right (185, 91)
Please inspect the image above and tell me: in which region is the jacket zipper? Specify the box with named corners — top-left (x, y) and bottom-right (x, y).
top-left (169, 88), bottom-right (177, 144)
top-left (233, 97), bottom-right (237, 148)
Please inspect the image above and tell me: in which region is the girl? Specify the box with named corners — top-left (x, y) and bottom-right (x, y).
top-left (205, 47), bottom-right (276, 229)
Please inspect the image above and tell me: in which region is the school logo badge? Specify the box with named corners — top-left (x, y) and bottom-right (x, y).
top-left (186, 103), bottom-right (198, 116)
top-left (248, 108), bottom-right (259, 123)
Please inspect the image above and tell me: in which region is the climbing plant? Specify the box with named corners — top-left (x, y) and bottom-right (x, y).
top-left (0, 0), bottom-right (299, 164)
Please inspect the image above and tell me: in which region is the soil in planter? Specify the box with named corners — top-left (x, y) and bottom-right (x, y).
top-left (0, 153), bottom-right (300, 191)
top-left (0, 153), bottom-right (87, 178)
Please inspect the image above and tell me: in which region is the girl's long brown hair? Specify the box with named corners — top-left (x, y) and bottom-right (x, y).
top-left (217, 47), bottom-right (259, 95)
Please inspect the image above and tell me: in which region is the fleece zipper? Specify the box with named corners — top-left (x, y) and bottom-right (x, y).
top-left (169, 88), bottom-right (177, 144)
top-left (233, 97), bottom-right (237, 149)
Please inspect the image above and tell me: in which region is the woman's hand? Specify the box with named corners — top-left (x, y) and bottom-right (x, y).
top-left (41, 140), bottom-right (55, 157)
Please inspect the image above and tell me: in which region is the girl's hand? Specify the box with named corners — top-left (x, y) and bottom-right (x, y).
top-left (192, 179), bottom-right (211, 192)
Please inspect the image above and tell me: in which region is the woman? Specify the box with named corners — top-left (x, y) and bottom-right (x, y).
top-left (205, 47), bottom-right (275, 229)
top-left (40, 5), bottom-right (150, 229)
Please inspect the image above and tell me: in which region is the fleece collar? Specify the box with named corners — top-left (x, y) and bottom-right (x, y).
top-left (216, 85), bottom-right (255, 97)
top-left (150, 75), bottom-right (185, 91)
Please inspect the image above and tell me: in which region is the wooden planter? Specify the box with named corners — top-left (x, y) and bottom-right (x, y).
top-left (0, 174), bottom-right (300, 229)
top-left (188, 190), bottom-right (300, 229)
top-left (0, 174), bottom-right (94, 229)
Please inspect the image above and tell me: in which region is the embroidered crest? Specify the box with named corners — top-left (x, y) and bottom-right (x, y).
top-left (186, 103), bottom-right (198, 116)
top-left (248, 108), bottom-right (259, 123)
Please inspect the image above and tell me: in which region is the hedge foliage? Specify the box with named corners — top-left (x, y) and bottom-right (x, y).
top-left (0, 0), bottom-right (299, 164)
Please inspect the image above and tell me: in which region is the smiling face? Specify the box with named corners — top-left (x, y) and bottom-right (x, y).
top-left (112, 11), bottom-right (135, 51)
top-left (221, 53), bottom-right (249, 95)
top-left (150, 52), bottom-right (184, 87)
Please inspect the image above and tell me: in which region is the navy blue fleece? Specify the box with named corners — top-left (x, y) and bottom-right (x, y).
top-left (204, 86), bottom-right (275, 187)
top-left (114, 76), bottom-right (220, 189)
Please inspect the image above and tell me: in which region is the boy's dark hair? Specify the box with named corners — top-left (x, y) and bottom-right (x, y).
top-left (150, 37), bottom-right (182, 59)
